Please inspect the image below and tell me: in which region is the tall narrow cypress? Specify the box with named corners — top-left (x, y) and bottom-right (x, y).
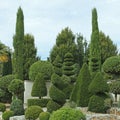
top-left (13, 7), bottom-right (24, 80)
top-left (89, 8), bottom-right (101, 75)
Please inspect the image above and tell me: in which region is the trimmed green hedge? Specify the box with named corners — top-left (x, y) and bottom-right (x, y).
top-left (47, 100), bottom-right (61, 113)
top-left (39, 112), bottom-right (50, 120)
top-left (88, 95), bottom-right (106, 113)
top-left (25, 106), bottom-right (43, 120)
top-left (27, 98), bottom-right (50, 107)
top-left (49, 107), bottom-right (86, 120)
top-left (49, 85), bottom-right (66, 104)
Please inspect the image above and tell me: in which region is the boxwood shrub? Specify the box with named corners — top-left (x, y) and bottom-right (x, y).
top-left (0, 103), bottom-right (6, 112)
top-left (88, 95), bottom-right (106, 113)
top-left (47, 100), bottom-right (61, 113)
top-left (25, 105), bottom-right (43, 120)
top-left (10, 99), bottom-right (24, 115)
top-left (49, 107), bottom-right (86, 120)
top-left (2, 110), bottom-right (14, 120)
top-left (39, 112), bottom-right (50, 120)
top-left (27, 98), bottom-right (50, 107)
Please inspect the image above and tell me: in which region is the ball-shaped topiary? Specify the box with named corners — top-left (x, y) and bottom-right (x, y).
top-left (25, 105), bottom-right (43, 120)
top-left (8, 79), bottom-right (24, 98)
top-left (29, 61), bottom-right (53, 81)
top-left (10, 99), bottom-right (24, 115)
top-left (88, 95), bottom-right (106, 113)
top-left (2, 110), bottom-right (14, 120)
top-left (49, 107), bottom-right (86, 120)
top-left (0, 103), bottom-right (6, 112)
top-left (39, 112), bottom-right (50, 120)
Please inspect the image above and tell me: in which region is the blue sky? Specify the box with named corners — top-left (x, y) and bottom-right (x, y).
top-left (0, 0), bottom-right (120, 60)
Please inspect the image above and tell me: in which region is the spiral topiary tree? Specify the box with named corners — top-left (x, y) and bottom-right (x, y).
top-left (48, 55), bottom-right (66, 112)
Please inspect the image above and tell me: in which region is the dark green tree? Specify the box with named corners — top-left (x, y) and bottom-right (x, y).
top-left (99, 31), bottom-right (118, 64)
top-left (70, 63), bottom-right (91, 107)
top-left (88, 72), bottom-right (109, 113)
top-left (89, 8), bottom-right (101, 75)
top-left (31, 73), bottom-right (47, 98)
top-left (50, 27), bottom-right (77, 63)
top-left (2, 52), bottom-right (12, 76)
top-left (23, 34), bottom-right (37, 80)
top-left (13, 7), bottom-right (24, 80)
top-left (103, 56), bottom-right (120, 79)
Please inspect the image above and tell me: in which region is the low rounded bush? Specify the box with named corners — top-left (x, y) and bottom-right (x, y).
top-left (88, 95), bottom-right (105, 113)
top-left (25, 105), bottom-right (43, 120)
top-left (10, 99), bottom-right (24, 115)
top-left (27, 98), bottom-right (50, 107)
top-left (0, 103), bottom-right (6, 112)
top-left (47, 100), bottom-right (61, 113)
top-left (39, 112), bottom-right (50, 120)
top-left (2, 110), bottom-right (14, 120)
top-left (49, 107), bottom-right (86, 120)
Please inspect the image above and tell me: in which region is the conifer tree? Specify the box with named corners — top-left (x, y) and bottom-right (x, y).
top-left (70, 63), bottom-right (91, 107)
top-left (13, 7), bottom-right (24, 80)
top-left (89, 8), bottom-right (101, 75)
top-left (23, 34), bottom-right (37, 80)
top-left (31, 73), bottom-right (47, 98)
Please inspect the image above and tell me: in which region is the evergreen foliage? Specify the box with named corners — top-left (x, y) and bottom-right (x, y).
top-left (88, 95), bottom-right (105, 113)
top-left (99, 31), bottom-right (118, 64)
top-left (2, 110), bottom-right (14, 120)
top-left (63, 52), bottom-right (75, 79)
top-left (23, 34), bottom-right (37, 80)
top-left (8, 79), bottom-right (24, 99)
top-left (39, 112), bottom-right (50, 120)
top-left (10, 99), bottom-right (24, 115)
top-left (47, 100), bottom-right (61, 113)
top-left (25, 106), bottom-right (43, 120)
top-left (89, 8), bottom-right (101, 75)
top-left (49, 85), bottom-right (66, 104)
top-left (2, 52), bottom-right (12, 76)
top-left (29, 60), bottom-right (53, 81)
top-left (49, 107), bottom-right (86, 120)
top-left (31, 73), bottom-right (47, 98)
top-left (13, 7), bottom-right (24, 80)
top-left (89, 72), bottom-right (109, 94)
top-left (70, 63), bottom-right (91, 107)
top-left (103, 56), bottom-right (120, 78)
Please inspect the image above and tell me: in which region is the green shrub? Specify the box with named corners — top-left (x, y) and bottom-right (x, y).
top-left (0, 103), bottom-right (6, 112)
top-left (2, 110), bottom-right (14, 120)
top-left (8, 79), bottom-right (24, 98)
top-left (27, 98), bottom-right (50, 107)
top-left (29, 61), bottom-right (53, 81)
top-left (49, 85), bottom-right (66, 104)
top-left (31, 73), bottom-right (47, 98)
top-left (64, 100), bottom-right (77, 108)
top-left (49, 107), bottom-right (86, 120)
top-left (88, 95), bottom-right (105, 113)
top-left (47, 100), bottom-right (61, 113)
top-left (39, 112), bottom-right (50, 120)
top-left (0, 75), bottom-right (15, 103)
top-left (10, 99), bottom-right (24, 115)
top-left (25, 105), bottom-right (43, 120)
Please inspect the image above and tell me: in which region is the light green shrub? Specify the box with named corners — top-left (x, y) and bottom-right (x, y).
top-left (0, 103), bottom-right (6, 112)
top-left (39, 112), bottom-right (50, 120)
top-left (2, 110), bottom-right (14, 120)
